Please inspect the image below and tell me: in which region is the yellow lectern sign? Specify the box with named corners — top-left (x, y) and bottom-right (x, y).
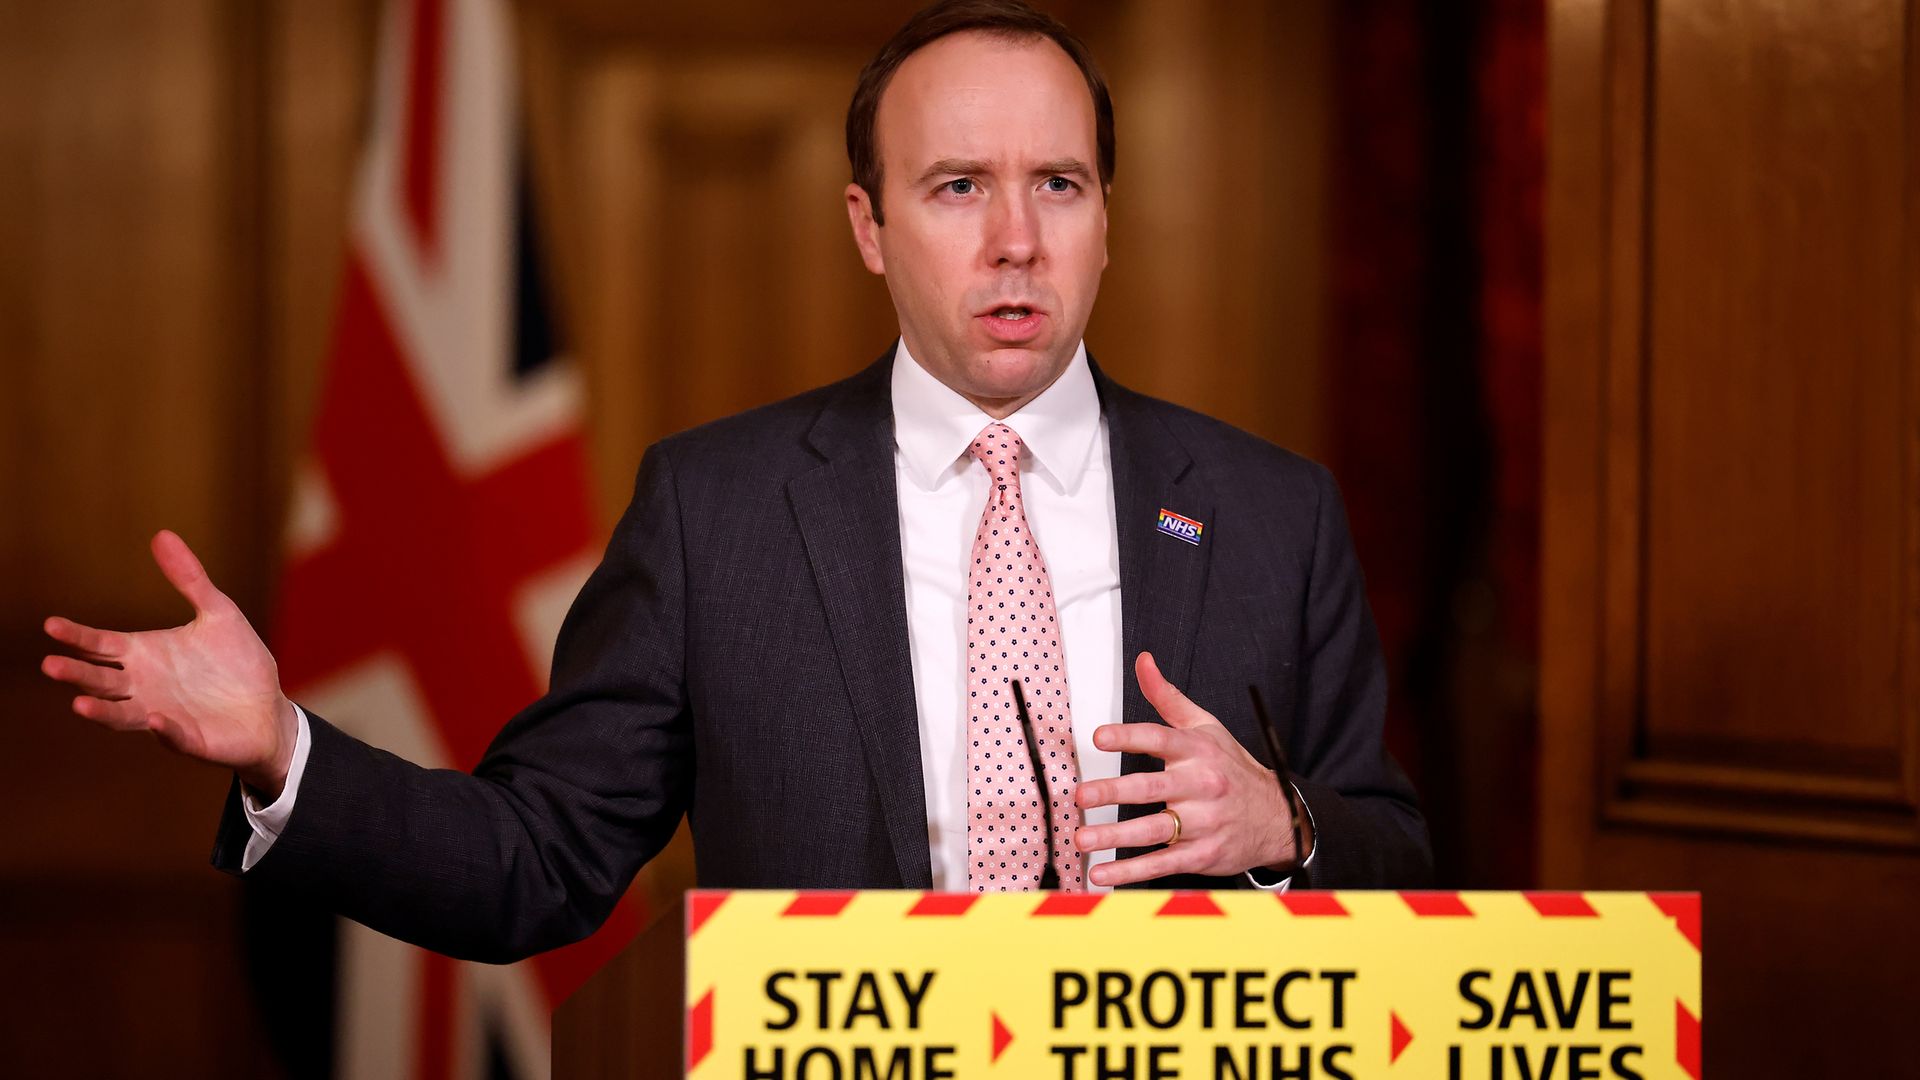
top-left (682, 890), bottom-right (1701, 1079)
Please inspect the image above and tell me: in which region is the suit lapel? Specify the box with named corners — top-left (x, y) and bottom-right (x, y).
top-left (1094, 361), bottom-right (1216, 861)
top-left (784, 355), bottom-right (1211, 888)
top-left (788, 357), bottom-right (932, 888)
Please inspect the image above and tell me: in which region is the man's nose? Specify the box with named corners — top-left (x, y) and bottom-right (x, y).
top-left (987, 190), bottom-right (1041, 268)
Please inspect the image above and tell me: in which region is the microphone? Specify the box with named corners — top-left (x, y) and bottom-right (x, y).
top-left (1011, 679), bottom-right (1062, 890)
top-left (1248, 684), bottom-right (1308, 874)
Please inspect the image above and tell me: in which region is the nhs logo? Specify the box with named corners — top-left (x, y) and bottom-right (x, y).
top-left (1156, 508), bottom-right (1205, 546)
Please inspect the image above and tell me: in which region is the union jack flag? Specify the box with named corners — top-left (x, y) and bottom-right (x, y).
top-left (268, 0), bottom-right (638, 1074)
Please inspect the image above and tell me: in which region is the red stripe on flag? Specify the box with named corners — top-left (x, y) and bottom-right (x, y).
top-left (294, 0), bottom-right (639, 1062)
top-left (1401, 892), bottom-right (1474, 916)
top-left (275, 249), bottom-right (629, 1010)
top-left (401, 0), bottom-right (446, 261)
top-left (417, 952), bottom-right (455, 1080)
top-left (1524, 892), bottom-right (1598, 917)
top-left (277, 254), bottom-right (596, 767)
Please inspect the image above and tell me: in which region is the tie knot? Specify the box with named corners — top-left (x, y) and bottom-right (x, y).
top-left (968, 423), bottom-right (1025, 483)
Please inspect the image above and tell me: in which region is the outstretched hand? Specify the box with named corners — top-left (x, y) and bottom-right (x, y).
top-left (41, 530), bottom-right (298, 798)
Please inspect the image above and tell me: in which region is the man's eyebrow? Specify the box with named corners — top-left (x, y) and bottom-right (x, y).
top-left (909, 157), bottom-right (1097, 187)
top-left (1032, 158), bottom-right (1094, 181)
top-left (913, 158), bottom-right (993, 186)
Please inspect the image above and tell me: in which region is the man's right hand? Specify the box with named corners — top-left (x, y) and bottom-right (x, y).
top-left (40, 529), bottom-right (298, 799)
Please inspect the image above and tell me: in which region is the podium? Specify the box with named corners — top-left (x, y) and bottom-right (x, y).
top-left (555, 890), bottom-right (1702, 1079)
top-left (555, 893), bottom-right (690, 1079)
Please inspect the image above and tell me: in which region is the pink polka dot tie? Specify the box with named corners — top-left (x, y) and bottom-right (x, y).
top-left (965, 423), bottom-right (1085, 891)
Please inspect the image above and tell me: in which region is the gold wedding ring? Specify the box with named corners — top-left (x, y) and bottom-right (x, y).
top-left (1160, 807), bottom-right (1183, 845)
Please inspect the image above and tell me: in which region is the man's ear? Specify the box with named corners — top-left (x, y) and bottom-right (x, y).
top-left (845, 183), bottom-right (886, 276)
top-left (1101, 197), bottom-right (1110, 270)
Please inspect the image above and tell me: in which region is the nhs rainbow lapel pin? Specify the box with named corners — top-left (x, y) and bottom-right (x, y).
top-left (1156, 508), bottom-right (1205, 546)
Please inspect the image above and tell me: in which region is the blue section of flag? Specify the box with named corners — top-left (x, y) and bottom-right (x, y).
top-left (511, 157), bottom-right (561, 379)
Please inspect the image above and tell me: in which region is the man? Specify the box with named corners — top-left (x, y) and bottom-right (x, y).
top-left (40, 0), bottom-right (1429, 963)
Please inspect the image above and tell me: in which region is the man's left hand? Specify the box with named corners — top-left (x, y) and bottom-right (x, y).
top-left (1073, 651), bottom-right (1309, 887)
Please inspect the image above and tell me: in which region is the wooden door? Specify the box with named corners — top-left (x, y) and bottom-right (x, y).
top-left (1544, 0), bottom-right (1920, 1073)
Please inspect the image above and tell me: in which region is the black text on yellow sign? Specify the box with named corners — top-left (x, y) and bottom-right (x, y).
top-left (683, 891), bottom-right (1702, 1079)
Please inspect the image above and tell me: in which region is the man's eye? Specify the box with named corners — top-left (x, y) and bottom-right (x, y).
top-left (945, 178), bottom-right (976, 195)
top-left (1045, 177), bottom-right (1075, 192)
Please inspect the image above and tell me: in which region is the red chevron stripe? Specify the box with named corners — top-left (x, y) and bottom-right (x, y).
top-left (689, 892), bottom-right (730, 936)
top-left (688, 988), bottom-right (714, 1072)
top-left (1649, 892), bottom-right (1703, 952)
top-left (1280, 892), bottom-right (1350, 916)
top-left (1676, 999), bottom-right (1701, 1078)
top-left (1524, 892), bottom-right (1598, 917)
top-left (1033, 894), bottom-right (1105, 916)
top-left (1155, 892), bottom-right (1226, 916)
top-left (908, 894), bottom-right (981, 916)
top-left (1400, 891), bottom-right (1473, 916)
top-left (783, 893), bottom-right (857, 917)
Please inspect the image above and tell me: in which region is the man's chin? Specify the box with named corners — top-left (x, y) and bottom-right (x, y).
top-left (960, 347), bottom-right (1073, 406)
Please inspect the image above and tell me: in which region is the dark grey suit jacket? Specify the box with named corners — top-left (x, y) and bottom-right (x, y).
top-left (213, 352), bottom-right (1430, 963)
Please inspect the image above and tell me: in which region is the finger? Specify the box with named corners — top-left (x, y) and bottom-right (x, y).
top-left (1135, 651), bottom-right (1215, 730)
top-left (43, 616), bottom-right (130, 661)
top-left (1092, 721), bottom-right (1190, 759)
top-left (151, 529), bottom-right (233, 616)
top-left (1074, 811), bottom-right (1180, 854)
top-left (1076, 769), bottom-right (1175, 810)
top-left (41, 655), bottom-right (132, 700)
top-left (1090, 844), bottom-right (1201, 888)
top-left (72, 695), bottom-right (149, 731)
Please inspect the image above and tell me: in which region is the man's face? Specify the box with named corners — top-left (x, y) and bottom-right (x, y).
top-left (847, 32), bottom-right (1108, 417)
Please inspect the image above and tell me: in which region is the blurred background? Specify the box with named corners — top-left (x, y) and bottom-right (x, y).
top-left (1, 0), bottom-right (1913, 1076)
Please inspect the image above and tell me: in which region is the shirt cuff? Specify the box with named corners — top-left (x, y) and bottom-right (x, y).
top-left (238, 704), bottom-right (312, 872)
top-left (1243, 780), bottom-right (1319, 892)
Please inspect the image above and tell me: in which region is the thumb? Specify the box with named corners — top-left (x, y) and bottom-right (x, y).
top-left (144, 710), bottom-right (199, 758)
top-left (1135, 651), bottom-right (1213, 729)
top-left (151, 530), bottom-right (233, 617)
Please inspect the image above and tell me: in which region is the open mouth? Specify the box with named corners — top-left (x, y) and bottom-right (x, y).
top-left (976, 305), bottom-right (1046, 344)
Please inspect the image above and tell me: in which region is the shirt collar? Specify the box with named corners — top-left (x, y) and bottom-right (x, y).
top-left (891, 337), bottom-right (1100, 494)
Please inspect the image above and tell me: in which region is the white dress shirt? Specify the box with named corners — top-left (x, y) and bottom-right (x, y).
top-left (891, 339), bottom-right (1124, 890)
top-left (244, 339), bottom-right (1311, 888)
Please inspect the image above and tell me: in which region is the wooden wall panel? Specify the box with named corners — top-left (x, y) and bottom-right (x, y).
top-left (1, 873), bottom-right (275, 1076)
top-left (0, 0), bottom-right (270, 635)
top-left (1645, 0), bottom-right (1906, 765)
top-left (0, 4), bottom-right (323, 1070)
top-left (535, 46), bottom-right (905, 510)
top-left (1092, 0), bottom-right (1330, 456)
top-left (1580, 0), bottom-right (1920, 847)
top-left (1546, 0), bottom-right (1920, 1070)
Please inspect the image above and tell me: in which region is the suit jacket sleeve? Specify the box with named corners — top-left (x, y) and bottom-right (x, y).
top-left (209, 444), bottom-right (694, 964)
top-left (1286, 463), bottom-right (1433, 888)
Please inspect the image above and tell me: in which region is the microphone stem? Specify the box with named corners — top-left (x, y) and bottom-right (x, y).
top-left (1012, 680), bottom-right (1062, 890)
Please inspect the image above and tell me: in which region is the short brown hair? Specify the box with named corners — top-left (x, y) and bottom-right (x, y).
top-left (846, 0), bottom-right (1116, 226)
